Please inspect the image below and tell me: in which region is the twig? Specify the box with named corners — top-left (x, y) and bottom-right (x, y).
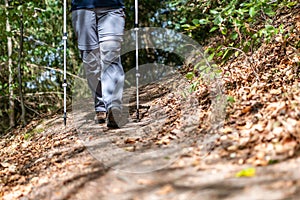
top-left (222, 46), bottom-right (260, 82)
top-left (24, 92), bottom-right (64, 96)
top-left (15, 97), bottom-right (41, 116)
top-left (27, 62), bottom-right (84, 80)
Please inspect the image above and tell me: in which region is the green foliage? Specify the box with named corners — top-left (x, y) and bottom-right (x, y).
top-left (24, 127), bottom-right (44, 140)
top-left (158, 0), bottom-right (298, 92)
top-left (185, 72), bottom-right (195, 80)
top-left (227, 96), bottom-right (235, 104)
top-left (0, 0), bottom-right (79, 133)
top-left (163, 0), bottom-right (298, 62)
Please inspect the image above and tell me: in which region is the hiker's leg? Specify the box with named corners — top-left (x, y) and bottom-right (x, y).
top-left (72, 9), bottom-right (105, 112)
top-left (81, 49), bottom-right (106, 112)
top-left (100, 40), bottom-right (124, 110)
top-left (96, 8), bottom-right (125, 110)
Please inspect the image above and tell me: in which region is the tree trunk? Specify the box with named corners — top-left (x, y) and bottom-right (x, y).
top-left (17, 2), bottom-right (26, 125)
top-left (5, 0), bottom-right (15, 128)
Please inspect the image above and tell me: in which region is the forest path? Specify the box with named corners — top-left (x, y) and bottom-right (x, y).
top-left (2, 116), bottom-right (300, 200)
top-left (1, 73), bottom-right (300, 199)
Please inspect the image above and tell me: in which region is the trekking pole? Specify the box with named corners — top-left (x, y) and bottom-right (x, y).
top-left (135, 0), bottom-right (140, 121)
top-left (62, 0), bottom-right (68, 126)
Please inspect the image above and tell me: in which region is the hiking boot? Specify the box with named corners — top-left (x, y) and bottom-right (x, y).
top-left (95, 112), bottom-right (106, 124)
top-left (107, 107), bottom-right (122, 128)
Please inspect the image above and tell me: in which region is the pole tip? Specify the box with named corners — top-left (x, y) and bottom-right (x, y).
top-left (136, 110), bottom-right (140, 122)
top-left (63, 113), bottom-right (67, 126)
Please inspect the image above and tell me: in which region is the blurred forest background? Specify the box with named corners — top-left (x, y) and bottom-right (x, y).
top-left (0, 0), bottom-right (298, 133)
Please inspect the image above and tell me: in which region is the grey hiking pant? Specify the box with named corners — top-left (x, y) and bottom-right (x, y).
top-left (72, 8), bottom-right (125, 112)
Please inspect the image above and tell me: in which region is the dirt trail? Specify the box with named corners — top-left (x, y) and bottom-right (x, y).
top-left (1, 78), bottom-right (300, 199)
top-left (2, 115), bottom-right (300, 200)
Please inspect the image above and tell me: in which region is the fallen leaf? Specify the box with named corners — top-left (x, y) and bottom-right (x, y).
top-left (252, 123), bottom-right (264, 132)
top-left (156, 184), bottom-right (174, 195)
top-left (227, 145), bottom-right (238, 151)
top-left (270, 88), bottom-right (281, 95)
top-left (124, 138), bottom-right (138, 144)
top-left (137, 179), bottom-right (155, 185)
top-left (241, 106), bottom-right (252, 114)
top-left (0, 162), bottom-right (11, 168)
top-left (123, 146), bottom-right (135, 152)
top-left (235, 167), bottom-right (256, 177)
top-left (253, 159), bottom-right (268, 166)
top-left (220, 127), bottom-right (233, 134)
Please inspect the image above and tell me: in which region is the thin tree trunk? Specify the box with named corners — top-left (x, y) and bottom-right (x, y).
top-left (17, 1), bottom-right (26, 125)
top-left (5, 0), bottom-right (15, 127)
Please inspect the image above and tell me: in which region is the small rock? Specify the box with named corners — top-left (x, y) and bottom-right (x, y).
top-left (220, 135), bottom-right (228, 141)
top-left (238, 158), bottom-right (244, 165)
top-left (256, 152), bottom-right (265, 160)
top-left (227, 145), bottom-right (238, 151)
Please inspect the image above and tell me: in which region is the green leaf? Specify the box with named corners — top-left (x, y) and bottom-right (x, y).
top-left (249, 7), bottom-right (256, 18)
top-left (264, 8), bottom-right (276, 17)
top-left (179, 17), bottom-right (187, 24)
top-left (268, 160), bottom-right (279, 165)
top-left (227, 96), bottom-right (235, 103)
top-left (222, 49), bottom-right (230, 59)
top-left (199, 65), bottom-right (210, 74)
top-left (235, 51), bottom-right (240, 57)
top-left (199, 19), bottom-right (209, 25)
top-left (231, 32), bottom-right (239, 40)
top-left (210, 10), bottom-right (219, 15)
top-left (235, 167), bottom-right (256, 177)
top-left (181, 24), bottom-right (191, 28)
top-left (265, 25), bottom-right (275, 30)
top-left (220, 27), bottom-right (227, 35)
top-left (252, 33), bottom-right (258, 39)
top-left (17, 5), bottom-right (23, 11)
top-left (213, 15), bottom-right (223, 25)
top-left (192, 19), bottom-right (199, 25)
top-left (216, 51), bottom-right (224, 57)
top-left (209, 26), bottom-right (218, 32)
top-left (204, 47), bottom-right (213, 54)
top-left (286, 1), bottom-right (297, 8)
top-left (186, 72), bottom-right (194, 80)
top-left (208, 53), bottom-right (215, 61)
